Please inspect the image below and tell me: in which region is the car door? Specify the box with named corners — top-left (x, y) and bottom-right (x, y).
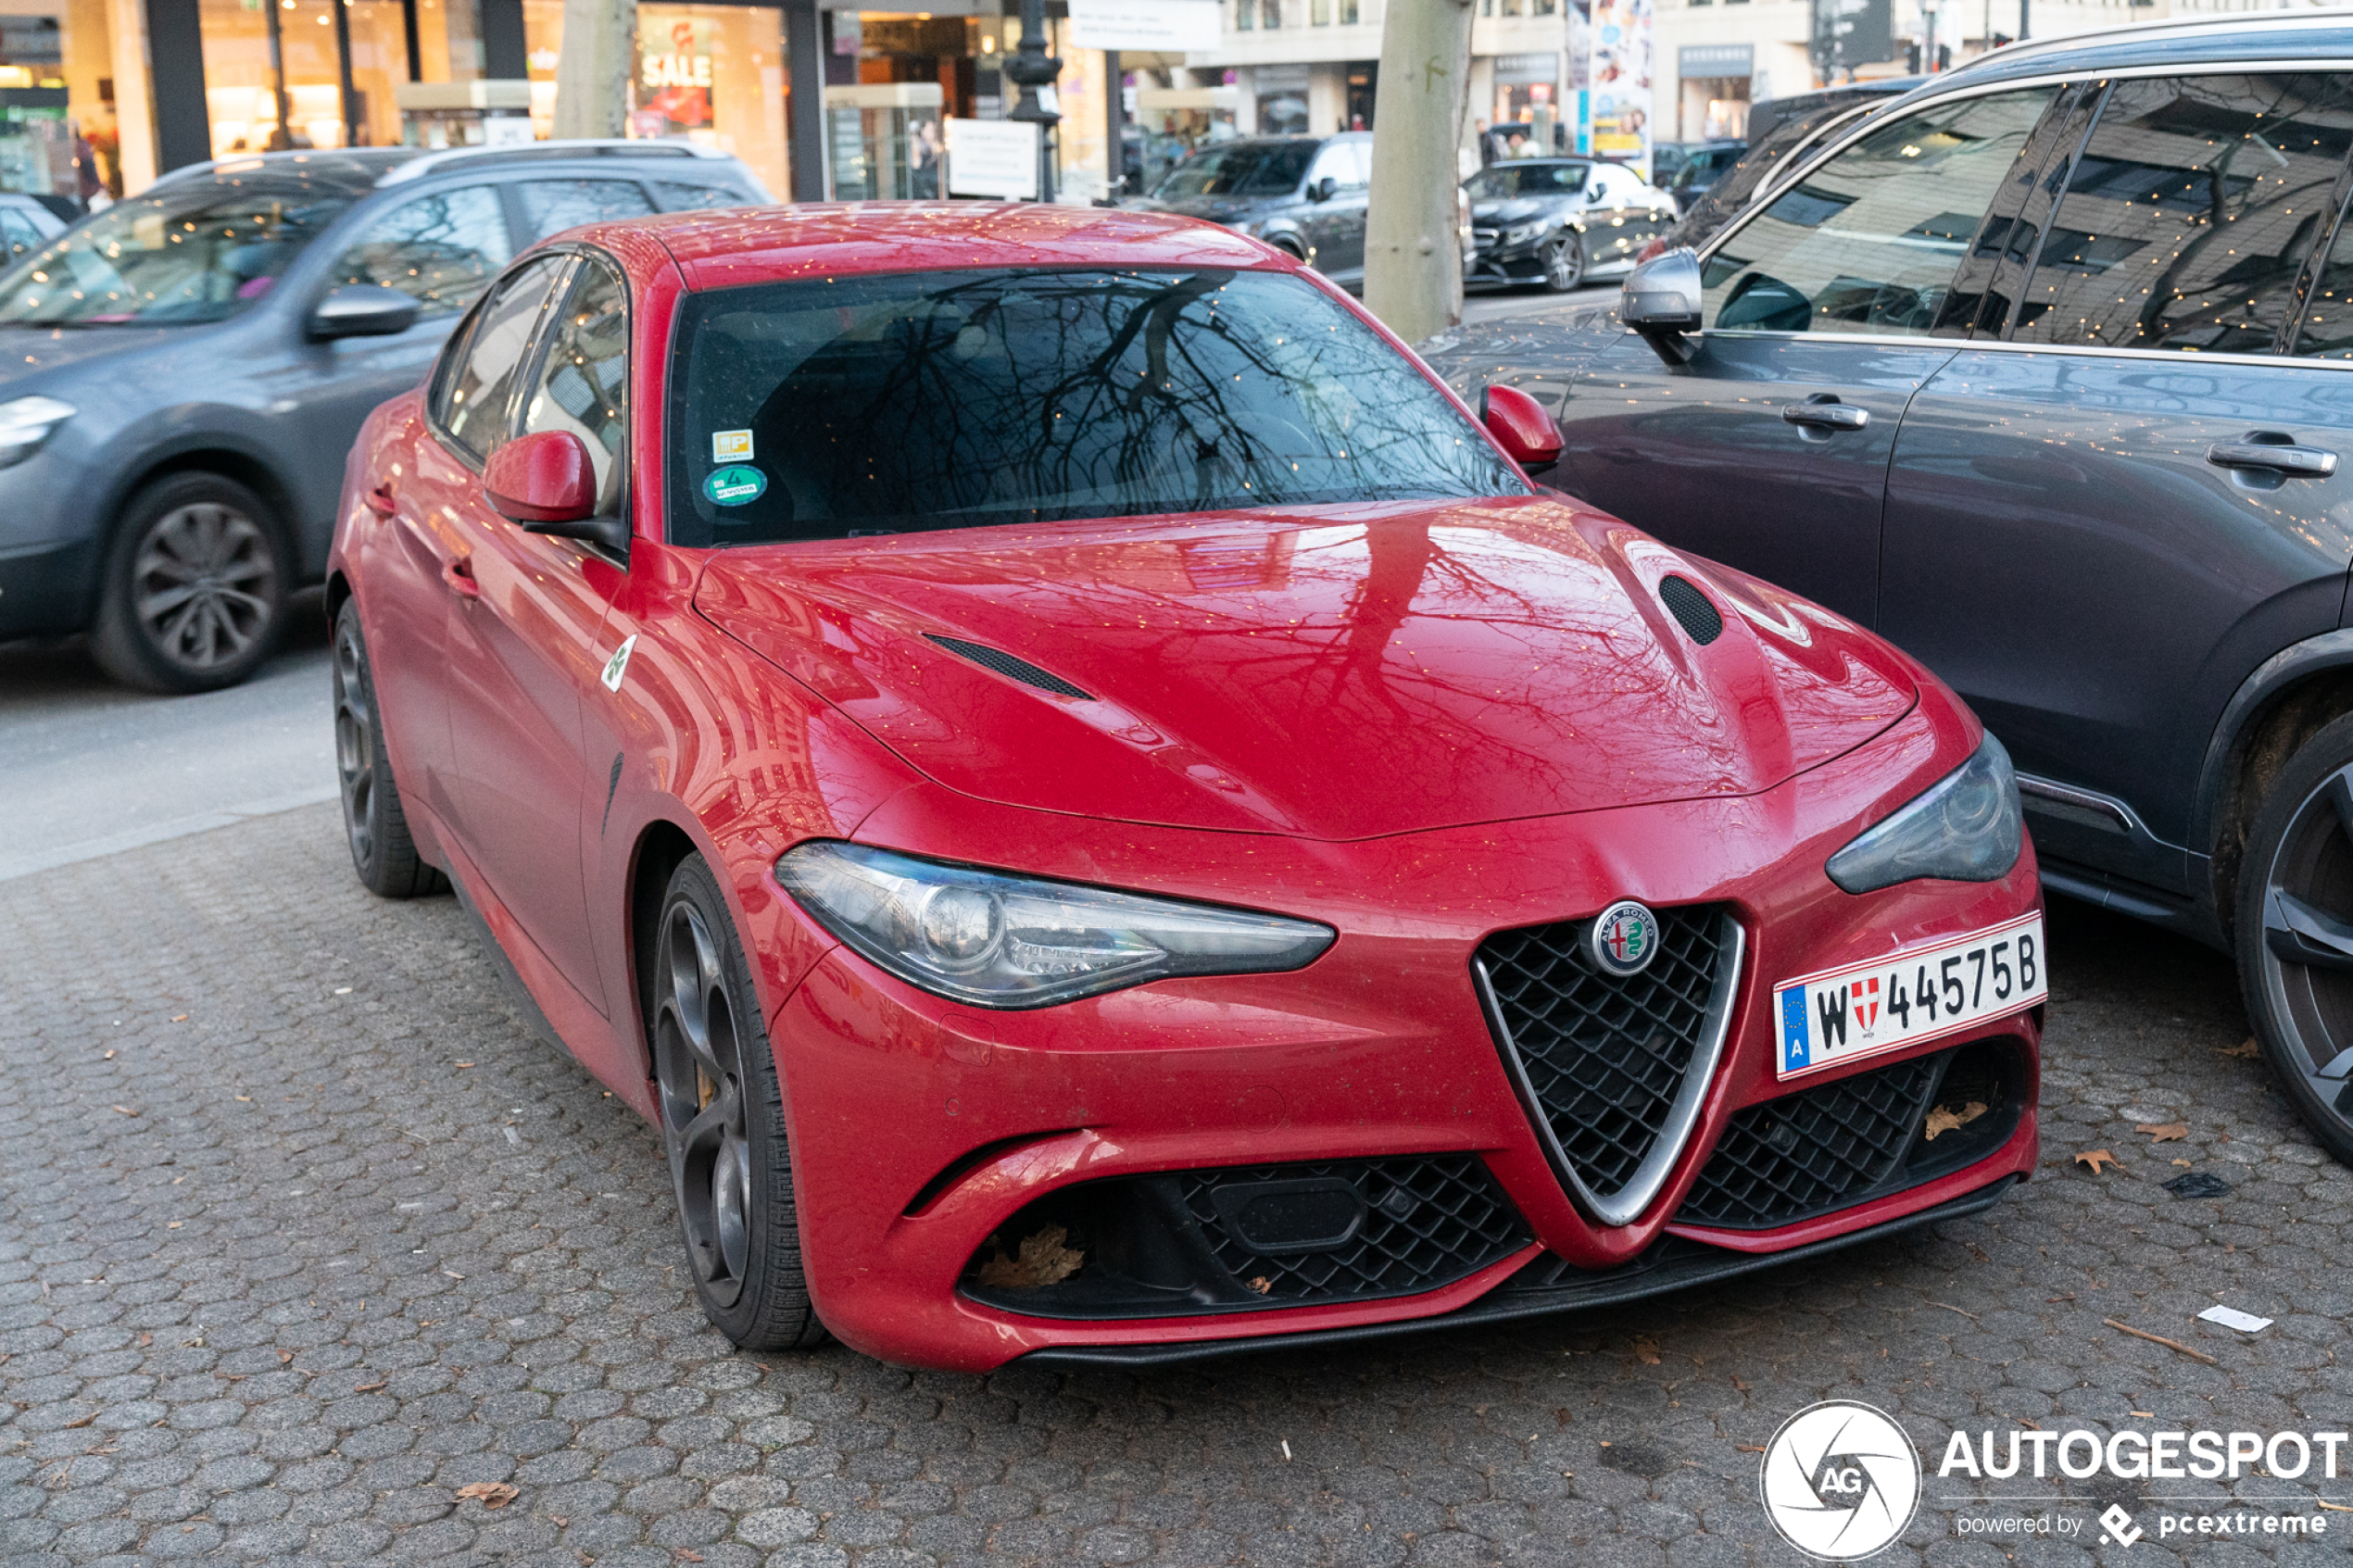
top-left (1554, 84), bottom-right (2061, 622)
top-left (1879, 71), bottom-right (2353, 890)
top-left (425, 252), bottom-right (619, 1006)
top-left (1298, 139), bottom-right (1371, 283)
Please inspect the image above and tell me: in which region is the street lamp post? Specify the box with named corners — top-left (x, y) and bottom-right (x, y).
top-left (1004, 0), bottom-right (1062, 202)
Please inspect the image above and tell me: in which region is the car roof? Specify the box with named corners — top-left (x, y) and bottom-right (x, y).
top-left (1938, 7), bottom-right (2353, 88)
top-left (153, 138), bottom-right (748, 195)
top-left (598, 203), bottom-right (1278, 289)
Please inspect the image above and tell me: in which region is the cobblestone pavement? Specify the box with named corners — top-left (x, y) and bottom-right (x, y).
top-left (5, 803), bottom-right (2349, 1568)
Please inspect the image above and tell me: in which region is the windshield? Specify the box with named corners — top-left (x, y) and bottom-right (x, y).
top-left (666, 268), bottom-right (1527, 546)
top-left (0, 180), bottom-right (355, 326)
top-left (1465, 163), bottom-right (1590, 200)
top-left (1152, 142), bottom-right (1315, 199)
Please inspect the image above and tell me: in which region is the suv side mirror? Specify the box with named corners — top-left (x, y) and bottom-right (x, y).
top-left (1308, 175), bottom-right (1337, 203)
top-left (484, 430), bottom-right (629, 552)
top-left (1481, 383), bottom-right (1564, 472)
top-left (1621, 245), bottom-right (1704, 366)
top-left (308, 283), bottom-right (420, 341)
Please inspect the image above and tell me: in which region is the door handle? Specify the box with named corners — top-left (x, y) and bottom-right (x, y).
top-left (2207, 433), bottom-right (2338, 478)
top-left (1782, 398), bottom-right (1870, 432)
top-left (362, 483), bottom-right (397, 517)
top-left (440, 554), bottom-right (479, 598)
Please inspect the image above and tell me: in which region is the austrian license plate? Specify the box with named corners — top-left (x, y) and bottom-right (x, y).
top-left (1773, 913), bottom-right (2046, 1080)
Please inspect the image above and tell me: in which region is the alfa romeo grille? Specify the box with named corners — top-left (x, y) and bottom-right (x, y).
top-left (1476, 905), bottom-right (1742, 1226)
top-left (1677, 1055), bottom-right (1943, 1229)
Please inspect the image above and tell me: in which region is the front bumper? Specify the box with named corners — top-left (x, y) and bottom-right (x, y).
top-left (764, 704), bottom-right (2043, 1372)
top-left (1467, 235), bottom-right (1549, 287)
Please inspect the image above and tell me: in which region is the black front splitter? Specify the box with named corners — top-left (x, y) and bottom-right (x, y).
top-left (1014, 1175), bottom-right (2020, 1370)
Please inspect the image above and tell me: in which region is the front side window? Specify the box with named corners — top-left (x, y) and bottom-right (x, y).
top-left (517, 181), bottom-right (658, 243)
top-left (1701, 87), bottom-right (2057, 336)
top-left (2016, 74), bottom-right (2353, 355)
top-left (664, 268), bottom-right (1527, 547)
top-left (441, 255), bottom-right (568, 458)
top-left (327, 184), bottom-right (512, 318)
top-left (0, 177), bottom-right (357, 326)
top-left (521, 259), bottom-right (628, 513)
top-left (1152, 143), bottom-right (1315, 199)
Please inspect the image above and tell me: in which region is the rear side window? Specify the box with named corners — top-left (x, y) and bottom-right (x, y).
top-left (2012, 74), bottom-right (2353, 354)
top-left (653, 180), bottom-right (753, 211)
top-left (517, 181), bottom-right (657, 242)
top-left (1702, 87), bottom-right (2057, 336)
top-left (327, 184), bottom-right (512, 317)
top-left (2295, 218), bottom-right (2353, 357)
top-left (439, 254), bottom-right (568, 458)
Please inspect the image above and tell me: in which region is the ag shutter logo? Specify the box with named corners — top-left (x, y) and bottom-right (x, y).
top-left (1588, 899), bottom-right (1659, 977)
top-left (1760, 1400), bottom-right (1922, 1561)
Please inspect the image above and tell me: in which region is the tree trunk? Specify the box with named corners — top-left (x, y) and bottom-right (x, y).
top-left (1363, 0), bottom-right (1476, 346)
top-left (554, 0), bottom-right (638, 141)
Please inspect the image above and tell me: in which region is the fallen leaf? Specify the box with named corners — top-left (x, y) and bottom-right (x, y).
top-left (138, 1334), bottom-right (151, 1348)
top-left (441, 1270), bottom-right (464, 1280)
top-left (1730, 1374), bottom-right (1750, 1392)
top-left (1924, 1100), bottom-right (1989, 1141)
top-left (167, 1222), bottom-right (182, 1230)
top-left (62, 1412), bottom-right (94, 1429)
top-left (2171, 1159), bottom-right (2194, 1168)
top-left (170, 1015), bottom-right (187, 1022)
top-left (2136, 1122), bottom-right (2188, 1143)
top-left (235, 1096), bottom-right (251, 1103)
top-left (674, 1552), bottom-right (702, 1563)
top-left (278, 1350), bottom-right (293, 1364)
top-left (454, 1481), bottom-right (519, 1509)
top-left (103, 1049), bottom-right (116, 1060)
top-left (2074, 1148), bottom-right (2122, 1173)
top-left (2218, 1037), bottom-right (2260, 1060)
top-left (455, 1062), bottom-right (475, 1070)
top-left (1736, 1444), bottom-right (1766, 1453)
top-left (1632, 1336), bottom-right (1661, 1365)
top-left (1248, 1276), bottom-right (1272, 1295)
top-left (972, 1225), bottom-right (1085, 1290)
top-left (2131, 1411), bottom-right (2155, 1418)
top-left (110, 1105), bottom-right (137, 1117)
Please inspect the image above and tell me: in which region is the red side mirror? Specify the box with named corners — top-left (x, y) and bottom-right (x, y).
top-left (484, 430), bottom-right (597, 524)
top-left (1482, 383), bottom-right (1564, 470)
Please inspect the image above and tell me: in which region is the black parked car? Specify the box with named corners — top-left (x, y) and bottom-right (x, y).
top-left (1657, 138), bottom-right (1745, 214)
top-left (0, 140), bottom-right (768, 692)
top-left (1427, 14), bottom-right (2353, 1160)
top-left (1462, 157), bottom-right (1676, 293)
top-left (1131, 133), bottom-right (1376, 290)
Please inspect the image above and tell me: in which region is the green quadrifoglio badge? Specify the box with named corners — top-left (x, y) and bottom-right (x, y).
top-left (704, 465), bottom-right (768, 507)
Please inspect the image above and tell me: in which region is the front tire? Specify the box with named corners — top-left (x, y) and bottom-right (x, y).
top-left (333, 598), bottom-right (443, 898)
top-left (651, 855), bottom-right (826, 1349)
top-left (1541, 233), bottom-right (1585, 293)
top-left (90, 472), bottom-right (288, 693)
top-left (2235, 710), bottom-right (2353, 1165)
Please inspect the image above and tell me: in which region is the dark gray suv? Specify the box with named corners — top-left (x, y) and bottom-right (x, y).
top-left (1428, 13), bottom-right (2353, 1161)
top-left (1131, 134), bottom-right (1375, 290)
top-left (0, 141), bottom-right (766, 692)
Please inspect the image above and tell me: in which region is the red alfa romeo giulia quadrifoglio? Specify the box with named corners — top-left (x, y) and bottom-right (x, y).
top-left (327, 205), bottom-right (2044, 1372)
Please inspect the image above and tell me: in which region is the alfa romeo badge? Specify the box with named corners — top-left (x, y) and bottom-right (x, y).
top-left (1588, 899), bottom-right (1660, 977)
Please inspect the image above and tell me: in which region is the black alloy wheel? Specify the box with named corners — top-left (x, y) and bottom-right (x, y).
top-left (1542, 233), bottom-right (1585, 293)
top-left (91, 472), bottom-right (287, 693)
top-left (332, 599), bottom-right (444, 898)
top-left (651, 855), bottom-right (826, 1348)
top-left (2237, 710), bottom-right (2353, 1165)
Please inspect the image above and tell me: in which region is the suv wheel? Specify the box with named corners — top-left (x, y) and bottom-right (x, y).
top-left (651, 855), bottom-right (828, 1350)
top-left (91, 472), bottom-right (287, 693)
top-left (2236, 709), bottom-right (2353, 1165)
top-left (1542, 233), bottom-right (1585, 293)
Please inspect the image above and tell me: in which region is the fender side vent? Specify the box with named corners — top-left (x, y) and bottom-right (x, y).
top-left (1657, 575), bottom-right (1724, 646)
top-left (925, 633), bottom-right (1093, 699)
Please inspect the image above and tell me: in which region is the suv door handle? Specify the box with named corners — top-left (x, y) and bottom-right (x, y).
top-left (1782, 397), bottom-right (1869, 432)
top-left (2208, 433), bottom-right (2338, 478)
top-left (440, 553), bottom-right (480, 598)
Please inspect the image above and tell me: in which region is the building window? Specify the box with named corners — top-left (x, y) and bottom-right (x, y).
top-left (1340, 0), bottom-right (1358, 19)
top-left (1261, 0), bottom-right (1280, 27)
top-left (1312, 0), bottom-right (1329, 22)
top-left (1237, 0), bottom-right (1252, 26)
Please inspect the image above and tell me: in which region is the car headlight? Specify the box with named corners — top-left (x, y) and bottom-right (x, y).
top-left (0, 395), bottom-right (73, 468)
top-left (1502, 221), bottom-right (1546, 247)
top-left (1826, 734), bottom-right (2022, 894)
top-left (776, 841), bottom-right (1336, 1009)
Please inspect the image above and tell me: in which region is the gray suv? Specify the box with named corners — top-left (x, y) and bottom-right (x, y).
top-left (1131, 134), bottom-right (1375, 290)
top-left (0, 141), bottom-right (766, 692)
top-left (1427, 12), bottom-right (2353, 1161)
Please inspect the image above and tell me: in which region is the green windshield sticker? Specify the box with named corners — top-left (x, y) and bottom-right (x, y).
top-left (704, 465), bottom-right (768, 507)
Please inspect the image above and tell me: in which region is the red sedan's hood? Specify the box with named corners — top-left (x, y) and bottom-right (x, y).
top-left (694, 497), bottom-right (1918, 840)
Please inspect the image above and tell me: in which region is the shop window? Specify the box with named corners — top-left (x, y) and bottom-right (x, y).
top-left (522, 259), bottom-right (628, 511)
top-left (442, 255), bottom-right (567, 458)
top-left (327, 185), bottom-right (512, 317)
top-left (517, 181), bottom-right (657, 242)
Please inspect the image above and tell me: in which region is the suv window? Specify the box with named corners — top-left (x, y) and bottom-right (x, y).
top-left (1702, 87), bottom-right (2057, 336)
top-left (439, 254), bottom-right (568, 458)
top-left (521, 257), bottom-right (628, 513)
top-left (2014, 75), bottom-right (2353, 355)
top-left (1466, 163), bottom-right (1587, 199)
top-left (517, 180), bottom-right (657, 242)
top-left (653, 180), bottom-right (751, 211)
top-left (327, 184), bottom-right (512, 318)
top-left (1308, 142), bottom-right (1365, 191)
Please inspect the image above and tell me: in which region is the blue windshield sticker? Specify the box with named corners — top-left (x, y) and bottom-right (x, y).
top-left (705, 465), bottom-right (768, 507)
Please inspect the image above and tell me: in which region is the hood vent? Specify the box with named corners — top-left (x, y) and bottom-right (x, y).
top-left (1657, 575), bottom-right (1724, 646)
top-left (925, 633), bottom-right (1094, 700)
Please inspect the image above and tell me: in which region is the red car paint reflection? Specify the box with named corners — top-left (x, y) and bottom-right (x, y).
top-left (328, 205), bottom-right (2041, 1373)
